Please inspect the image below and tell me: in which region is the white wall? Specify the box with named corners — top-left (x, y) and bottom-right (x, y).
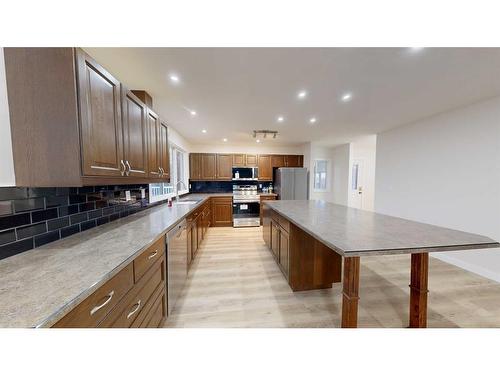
top-left (0, 48), bottom-right (16, 186)
top-left (330, 144), bottom-right (351, 206)
top-left (375, 96), bottom-right (500, 281)
top-left (348, 135), bottom-right (377, 211)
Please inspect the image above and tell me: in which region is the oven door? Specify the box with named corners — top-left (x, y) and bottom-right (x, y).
top-left (232, 201), bottom-right (260, 227)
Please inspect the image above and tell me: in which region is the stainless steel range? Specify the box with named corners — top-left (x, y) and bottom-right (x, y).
top-left (232, 185), bottom-right (260, 227)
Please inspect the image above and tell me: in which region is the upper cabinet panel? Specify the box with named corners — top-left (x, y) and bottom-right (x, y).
top-left (122, 88), bottom-right (148, 177)
top-left (159, 121), bottom-right (170, 181)
top-left (146, 109), bottom-right (161, 179)
top-left (216, 154), bottom-right (232, 180)
top-left (245, 154), bottom-right (258, 167)
top-left (258, 155), bottom-right (273, 181)
top-left (76, 49), bottom-right (124, 177)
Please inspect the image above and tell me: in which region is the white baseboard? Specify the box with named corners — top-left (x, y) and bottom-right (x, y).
top-left (431, 252), bottom-right (500, 283)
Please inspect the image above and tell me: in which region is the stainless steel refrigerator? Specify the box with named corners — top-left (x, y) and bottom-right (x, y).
top-left (274, 167), bottom-right (309, 200)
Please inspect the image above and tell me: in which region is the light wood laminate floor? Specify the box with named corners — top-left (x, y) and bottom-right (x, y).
top-left (164, 227), bottom-right (500, 328)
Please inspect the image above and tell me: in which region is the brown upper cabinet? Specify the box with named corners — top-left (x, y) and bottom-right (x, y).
top-left (3, 47), bottom-right (170, 186)
top-left (121, 88), bottom-right (148, 178)
top-left (232, 154), bottom-right (246, 167)
top-left (146, 109), bottom-right (161, 179)
top-left (271, 155), bottom-right (286, 168)
top-left (77, 49), bottom-right (124, 178)
top-left (189, 153), bottom-right (233, 181)
top-left (245, 154), bottom-right (258, 167)
top-left (189, 153), bottom-right (202, 180)
top-left (159, 120), bottom-right (170, 181)
top-left (232, 153), bottom-right (258, 167)
top-left (216, 154), bottom-right (232, 180)
top-left (258, 155), bottom-right (273, 181)
top-left (285, 155), bottom-right (303, 167)
top-left (201, 154), bottom-right (217, 180)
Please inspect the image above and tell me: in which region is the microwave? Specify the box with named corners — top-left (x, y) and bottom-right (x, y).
top-left (232, 167), bottom-right (258, 181)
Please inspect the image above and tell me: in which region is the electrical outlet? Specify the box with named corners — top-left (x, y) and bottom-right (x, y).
top-left (140, 188), bottom-right (146, 199)
top-left (125, 190), bottom-right (131, 201)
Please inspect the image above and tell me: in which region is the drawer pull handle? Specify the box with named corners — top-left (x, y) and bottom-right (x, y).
top-left (127, 300), bottom-right (141, 319)
top-left (148, 250), bottom-right (158, 260)
top-left (90, 290), bottom-right (115, 316)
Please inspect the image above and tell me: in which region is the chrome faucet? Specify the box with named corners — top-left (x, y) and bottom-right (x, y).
top-left (175, 180), bottom-right (187, 202)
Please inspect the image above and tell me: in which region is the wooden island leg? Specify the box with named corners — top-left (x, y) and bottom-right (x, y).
top-left (341, 257), bottom-right (360, 328)
top-left (409, 252), bottom-right (429, 328)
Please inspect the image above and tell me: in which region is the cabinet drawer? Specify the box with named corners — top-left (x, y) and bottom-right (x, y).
top-left (137, 285), bottom-right (167, 328)
top-left (53, 263), bottom-right (134, 327)
top-left (134, 236), bottom-right (165, 283)
top-left (100, 256), bottom-right (165, 328)
top-left (141, 290), bottom-right (167, 328)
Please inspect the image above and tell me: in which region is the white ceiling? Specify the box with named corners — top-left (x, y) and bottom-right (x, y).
top-left (84, 47), bottom-right (500, 148)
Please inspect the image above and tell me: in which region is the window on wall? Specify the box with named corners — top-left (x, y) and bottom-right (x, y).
top-left (149, 143), bottom-right (188, 203)
top-left (313, 159), bottom-right (328, 192)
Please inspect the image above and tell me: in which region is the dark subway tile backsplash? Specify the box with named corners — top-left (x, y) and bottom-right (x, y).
top-left (0, 184), bottom-right (151, 261)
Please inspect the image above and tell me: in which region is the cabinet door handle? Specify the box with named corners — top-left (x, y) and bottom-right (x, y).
top-left (158, 166), bottom-right (162, 177)
top-left (125, 160), bottom-right (131, 176)
top-left (148, 250), bottom-right (158, 260)
top-left (160, 167), bottom-right (164, 176)
top-left (90, 290), bottom-right (114, 316)
top-left (126, 300), bottom-right (141, 319)
top-left (120, 160), bottom-right (126, 176)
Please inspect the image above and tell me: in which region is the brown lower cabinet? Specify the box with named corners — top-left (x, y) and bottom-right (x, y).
top-left (263, 205), bottom-right (342, 291)
top-left (260, 195), bottom-right (276, 224)
top-left (53, 236), bottom-right (167, 328)
top-left (211, 197), bottom-right (233, 227)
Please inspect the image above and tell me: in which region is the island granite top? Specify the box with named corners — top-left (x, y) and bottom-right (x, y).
top-left (0, 193), bottom-right (230, 328)
top-left (264, 200), bottom-right (499, 257)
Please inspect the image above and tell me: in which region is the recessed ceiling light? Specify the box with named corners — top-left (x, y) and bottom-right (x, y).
top-left (169, 74), bottom-right (180, 83)
top-left (256, 139), bottom-right (261, 143)
top-left (297, 90), bottom-right (307, 99)
top-left (190, 110), bottom-right (197, 116)
top-left (277, 116), bottom-right (284, 123)
top-left (341, 92), bottom-right (353, 102)
top-left (309, 117), bottom-right (317, 124)
top-left (223, 138), bottom-right (228, 142)
top-left (202, 129), bottom-right (207, 133)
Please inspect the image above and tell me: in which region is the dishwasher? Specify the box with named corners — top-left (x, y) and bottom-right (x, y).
top-left (166, 219), bottom-right (187, 316)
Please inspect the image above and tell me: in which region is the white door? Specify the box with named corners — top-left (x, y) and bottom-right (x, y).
top-left (350, 159), bottom-right (365, 209)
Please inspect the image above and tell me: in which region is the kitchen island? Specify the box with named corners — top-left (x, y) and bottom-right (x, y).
top-left (263, 200), bottom-right (500, 328)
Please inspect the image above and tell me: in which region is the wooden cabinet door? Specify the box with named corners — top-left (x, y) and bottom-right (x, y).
top-left (216, 154), bottom-right (232, 180)
top-left (187, 223), bottom-right (193, 265)
top-left (258, 155), bottom-right (273, 181)
top-left (76, 49), bottom-right (124, 177)
top-left (232, 154), bottom-right (245, 167)
top-left (146, 109), bottom-right (161, 179)
top-left (189, 153), bottom-right (202, 180)
top-left (212, 198), bottom-right (233, 226)
top-left (262, 205), bottom-right (272, 248)
top-left (159, 121), bottom-right (170, 181)
top-left (246, 154), bottom-right (258, 167)
top-left (121, 88), bottom-right (148, 177)
top-left (279, 229), bottom-right (289, 279)
top-left (271, 155), bottom-right (286, 168)
top-left (201, 153), bottom-right (217, 180)
top-left (271, 221), bottom-right (280, 260)
top-left (285, 155), bottom-right (302, 167)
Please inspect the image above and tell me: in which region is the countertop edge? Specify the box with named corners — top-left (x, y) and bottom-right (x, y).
top-left (264, 201), bottom-right (500, 257)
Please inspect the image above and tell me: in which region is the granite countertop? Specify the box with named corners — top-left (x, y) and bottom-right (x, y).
top-left (265, 200), bottom-right (499, 257)
top-left (0, 193), bottom-right (225, 328)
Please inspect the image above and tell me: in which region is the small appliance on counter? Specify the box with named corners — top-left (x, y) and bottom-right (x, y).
top-left (232, 185), bottom-right (260, 227)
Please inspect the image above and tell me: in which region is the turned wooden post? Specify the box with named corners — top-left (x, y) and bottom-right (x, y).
top-left (409, 252), bottom-right (429, 328)
top-left (341, 256), bottom-right (360, 328)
